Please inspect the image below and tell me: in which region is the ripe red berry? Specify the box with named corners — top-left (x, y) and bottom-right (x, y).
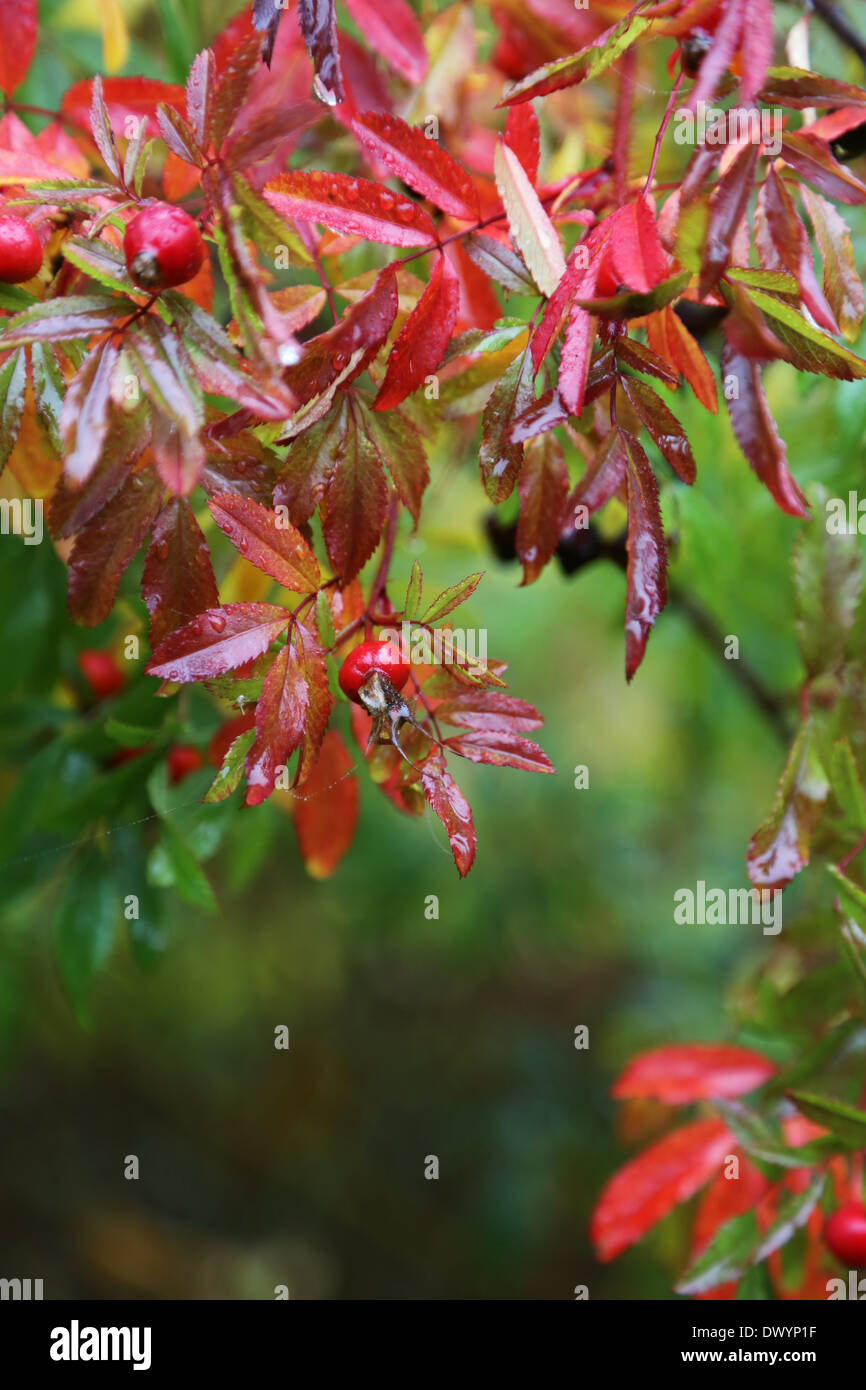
top-left (167, 744), bottom-right (203, 785)
top-left (824, 1202), bottom-right (866, 1266)
top-left (0, 214), bottom-right (43, 284)
top-left (338, 639), bottom-right (410, 704)
top-left (124, 203), bottom-right (205, 291)
top-left (77, 648), bottom-right (125, 700)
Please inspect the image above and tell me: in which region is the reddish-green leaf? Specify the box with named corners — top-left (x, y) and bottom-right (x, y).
top-left (500, 13), bottom-right (651, 106)
top-left (275, 401), bottom-right (348, 526)
top-left (89, 75), bottom-right (121, 179)
top-left (365, 404), bottom-right (429, 523)
top-left (157, 103), bottom-right (202, 166)
top-left (479, 349), bottom-right (533, 504)
top-left (434, 691), bottom-right (542, 733)
top-left (211, 34), bottom-right (263, 149)
top-left (342, 0), bottom-right (427, 84)
top-left (146, 602), bottom-right (292, 681)
top-left (67, 470), bottom-right (162, 626)
top-left (223, 102), bottom-right (321, 168)
top-left (420, 754), bottom-right (476, 877)
top-left (186, 48), bottom-right (216, 150)
top-left (759, 66), bottom-right (866, 110)
top-left (445, 730), bottom-right (554, 774)
top-left (741, 287), bottom-right (866, 380)
top-left (755, 167), bottom-right (838, 335)
top-left (590, 1119), bottom-right (732, 1263)
top-left (620, 377), bottom-right (696, 484)
top-left (60, 340), bottom-right (121, 485)
top-left (800, 188), bottom-right (865, 342)
top-left (322, 417), bottom-right (388, 580)
top-left (612, 1046), bottom-right (776, 1105)
top-left (559, 301), bottom-right (598, 416)
top-left (141, 498), bottom-right (219, 649)
top-left (209, 492), bottom-right (320, 593)
top-left (245, 628), bottom-right (311, 806)
top-left (747, 720), bottom-right (830, 890)
top-left (721, 341), bottom-right (810, 517)
top-left (297, 0), bottom-right (344, 106)
top-left (571, 427), bottom-right (628, 515)
top-left (352, 111), bottom-right (478, 220)
top-left (494, 140), bottom-right (565, 296)
top-left (516, 432), bottom-right (569, 584)
top-left (464, 233), bottom-right (537, 295)
top-left (374, 254), bottom-right (459, 411)
top-left (646, 305), bottom-right (717, 414)
top-left (700, 141), bottom-right (759, 297)
top-left (294, 729), bottom-right (359, 877)
top-left (781, 131), bottom-right (866, 205)
top-left (264, 170), bottom-right (437, 247)
top-left (624, 433), bottom-right (667, 681)
top-left (293, 620), bottom-right (334, 788)
top-left (0, 348), bottom-right (27, 469)
top-left (0, 0), bottom-right (36, 95)
top-left (283, 267), bottom-right (398, 411)
top-left (423, 572), bottom-right (483, 624)
top-left (61, 76), bottom-right (187, 142)
top-left (0, 295), bottom-right (136, 349)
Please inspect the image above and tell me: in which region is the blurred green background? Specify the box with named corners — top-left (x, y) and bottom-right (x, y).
top-left (2, 0), bottom-right (866, 1300)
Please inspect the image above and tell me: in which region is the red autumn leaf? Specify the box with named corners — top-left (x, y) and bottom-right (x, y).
top-left (516, 432), bottom-right (569, 584)
top-left (801, 187), bottom-right (866, 342)
top-left (264, 170), bottom-right (437, 246)
top-left (739, 0), bottom-right (773, 104)
top-left (684, 0), bottom-right (746, 112)
top-left (141, 498), bottom-right (219, 649)
top-left (374, 254), bottom-right (459, 411)
top-left (691, 1159), bottom-right (770, 1299)
top-left (646, 305), bottom-right (718, 414)
top-left (605, 198), bottom-right (669, 294)
top-left (0, 0), bottom-right (36, 95)
top-left (559, 301), bottom-right (599, 417)
top-left (61, 76), bottom-right (187, 142)
top-left (781, 131), bottom-right (866, 206)
top-left (342, 0), bottom-right (427, 84)
top-left (293, 729), bottom-right (359, 878)
top-left (245, 628), bottom-right (311, 806)
top-left (620, 377), bottom-right (696, 484)
top-left (623, 433), bottom-right (667, 681)
top-left (505, 102), bottom-right (540, 184)
top-left (700, 142), bottom-right (759, 297)
top-left (283, 267), bottom-right (398, 408)
top-left (433, 691), bottom-right (543, 733)
top-left (59, 341), bottom-right (121, 486)
top-left (612, 1045), bottom-right (777, 1105)
top-left (756, 168), bottom-right (839, 336)
top-left (532, 237), bottom-right (601, 371)
top-left (571, 428), bottom-right (628, 514)
top-left (590, 1119), bottom-right (733, 1262)
top-left (297, 0), bottom-right (344, 105)
top-left (721, 341), bottom-right (809, 518)
top-left (292, 621), bottom-right (334, 787)
top-left (479, 350), bottom-right (533, 504)
top-left (67, 470), bottom-right (163, 627)
top-left (146, 603), bottom-right (291, 682)
top-left (322, 414), bottom-right (388, 580)
top-left (445, 730), bottom-right (554, 774)
top-left (352, 111), bottom-right (479, 219)
top-left (208, 493), bottom-right (320, 593)
top-left (420, 754), bottom-right (476, 877)
top-left (366, 405), bottom-right (430, 523)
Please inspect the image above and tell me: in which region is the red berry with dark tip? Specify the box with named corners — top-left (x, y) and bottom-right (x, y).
top-left (167, 744), bottom-right (203, 785)
top-left (338, 639), bottom-right (410, 704)
top-left (124, 202), bottom-right (205, 290)
top-left (77, 648), bottom-right (125, 700)
top-left (825, 1202), bottom-right (866, 1266)
top-left (0, 214), bottom-right (43, 284)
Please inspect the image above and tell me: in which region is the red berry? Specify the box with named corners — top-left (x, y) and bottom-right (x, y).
top-left (78, 648), bottom-right (125, 700)
top-left (338, 639), bottom-right (410, 704)
top-left (0, 214), bottom-right (43, 284)
top-left (825, 1202), bottom-right (866, 1266)
top-left (167, 744), bottom-right (203, 785)
top-left (124, 203), bottom-right (205, 291)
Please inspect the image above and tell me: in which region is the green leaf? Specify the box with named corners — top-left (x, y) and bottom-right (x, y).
top-left (829, 738), bottom-right (866, 831)
top-left (575, 271), bottom-right (691, 321)
top-left (54, 847), bottom-right (118, 1018)
top-left (676, 1174), bottom-right (825, 1295)
top-left (714, 1099), bottom-right (840, 1170)
top-left (747, 286), bottom-right (866, 379)
top-left (151, 817), bottom-right (218, 913)
top-left (404, 560), bottom-right (423, 619)
top-left (0, 294), bottom-right (136, 348)
top-left (231, 171), bottom-right (311, 265)
top-left (203, 726), bottom-right (255, 803)
top-left (726, 266), bottom-right (800, 297)
top-left (500, 13), bottom-right (651, 105)
top-left (828, 864), bottom-right (866, 931)
top-left (789, 1090), bottom-right (866, 1146)
top-left (0, 347), bottom-right (27, 468)
top-left (30, 342), bottom-right (66, 452)
top-left (423, 572), bottom-right (483, 623)
top-left (62, 235), bottom-right (135, 294)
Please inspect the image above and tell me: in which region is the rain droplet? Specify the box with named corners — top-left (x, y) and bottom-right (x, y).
top-left (396, 202), bottom-right (416, 222)
top-left (169, 670), bottom-right (179, 682)
top-left (210, 613), bottom-right (226, 633)
top-left (379, 190), bottom-right (395, 210)
top-left (344, 179), bottom-right (360, 202)
top-left (313, 75), bottom-right (338, 107)
top-left (156, 541), bottom-right (169, 561)
top-left (334, 351), bottom-right (348, 369)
